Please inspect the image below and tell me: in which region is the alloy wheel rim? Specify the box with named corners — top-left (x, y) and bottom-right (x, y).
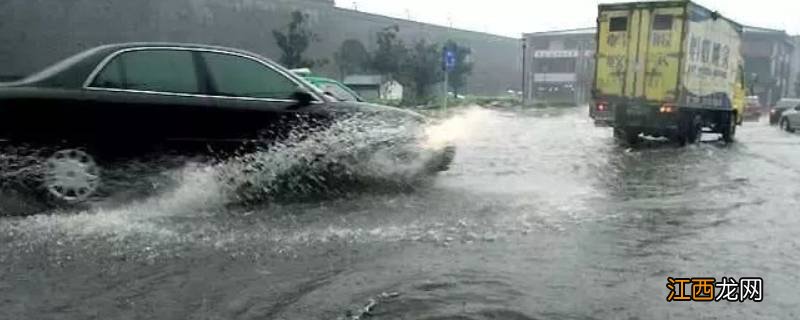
top-left (43, 149), bottom-right (100, 202)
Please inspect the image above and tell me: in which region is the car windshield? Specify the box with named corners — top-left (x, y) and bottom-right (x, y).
top-left (3, 1), bottom-right (799, 320)
top-left (316, 81), bottom-right (360, 102)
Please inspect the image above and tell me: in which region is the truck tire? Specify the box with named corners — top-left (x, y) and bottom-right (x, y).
top-left (686, 115), bottom-right (703, 144)
top-left (613, 128), bottom-right (639, 146)
top-left (722, 112), bottom-right (737, 143)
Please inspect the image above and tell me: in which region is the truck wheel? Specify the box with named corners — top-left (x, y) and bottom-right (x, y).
top-left (722, 112), bottom-right (737, 143)
top-left (625, 130), bottom-right (640, 146)
top-left (613, 128), bottom-right (639, 146)
top-left (687, 115), bottom-right (703, 144)
top-left (42, 149), bottom-right (101, 204)
top-left (613, 128), bottom-right (625, 140)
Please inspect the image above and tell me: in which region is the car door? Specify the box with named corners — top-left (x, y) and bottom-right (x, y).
top-left (86, 48), bottom-right (214, 156)
top-left (790, 105), bottom-right (800, 125)
top-left (196, 51), bottom-right (331, 151)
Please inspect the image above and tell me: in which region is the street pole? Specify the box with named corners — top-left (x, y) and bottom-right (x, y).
top-left (522, 37), bottom-right (527, 105)
top-left (443, 66), bottom-right (449, 112)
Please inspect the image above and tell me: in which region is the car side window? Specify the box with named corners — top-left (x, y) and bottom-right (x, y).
top-left (92, 50), bottom-right (200, 94)
top-left (93, 58), bottom-right (123, 88)
top-left (201, 52), bottom-right (298, 100)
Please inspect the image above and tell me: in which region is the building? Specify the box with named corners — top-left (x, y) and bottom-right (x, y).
top-left (789, 35), bottom-right (800, 98)
top-left (343, 75), bottom-right (403, 101)
top-left (742, 26), bottom-right (794, 106)
top-left (522, 28), bottom-right (596, 106)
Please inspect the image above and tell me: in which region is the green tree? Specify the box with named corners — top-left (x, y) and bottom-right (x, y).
top-left (371, 25), bottom-right (408, 80)
top-left (272, 11), bottom-right (319, 68)
top-left (401, 39), bottom-right (444, 101)
top-left (334, 39), bottom-right (371, 79)
top-left (444, 40), bottom-right (474, 97)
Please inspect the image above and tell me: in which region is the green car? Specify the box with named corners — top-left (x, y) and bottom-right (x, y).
top-left (291, 69), bottom-right (363, 102)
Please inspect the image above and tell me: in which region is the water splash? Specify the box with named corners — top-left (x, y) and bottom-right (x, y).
top-left (0, 109), bottom-right (473, 243)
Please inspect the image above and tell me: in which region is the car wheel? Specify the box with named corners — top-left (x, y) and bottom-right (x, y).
top-left (781, 118), bottom-right (795, 133)
top-left (43, 149), bottom-right (101, 204)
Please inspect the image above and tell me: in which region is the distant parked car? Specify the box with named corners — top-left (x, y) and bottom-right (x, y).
top-left (0, 43), bottom-right (455, 204)
top-left (779, 104), bottom-right (800, 133)
top-left (290, 69), bottom-right (364, 102)
top-left (743, 96), bottom-right (762, 122)
top-left (770, 98), bottom-right (800, 125)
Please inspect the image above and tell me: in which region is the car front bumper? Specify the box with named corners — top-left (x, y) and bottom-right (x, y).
top-left (423, 145), bottom-right (456, 173)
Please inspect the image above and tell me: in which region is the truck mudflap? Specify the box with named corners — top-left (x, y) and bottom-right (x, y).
top-left (590, 102), bottom-right (615, 127)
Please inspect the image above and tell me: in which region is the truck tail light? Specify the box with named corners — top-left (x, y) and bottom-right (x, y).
top-left (596, 101), bottom-right (609, 112)
top-left (659, 103), bottom-right (676, 113)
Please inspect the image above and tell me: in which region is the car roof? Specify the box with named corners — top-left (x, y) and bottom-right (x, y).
top-left (12, 42), bottom-right (279, 89)
top-left (98, 42), bottom-right (267, 59)
top-left (776, 98), bottom-right (800, 107)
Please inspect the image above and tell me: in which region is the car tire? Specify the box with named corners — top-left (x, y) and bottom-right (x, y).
top-left (41, 148), bottom-right (102, 205)
top-left (781, 118), bottom-right (795, 133)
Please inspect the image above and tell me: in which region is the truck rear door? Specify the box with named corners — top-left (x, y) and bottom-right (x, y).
top-left (596, 4), bottom-right (685, 102)
top-left (640, 7), bottom-right (684, 103)
top-left (596, 9), bottom-right (635, 98)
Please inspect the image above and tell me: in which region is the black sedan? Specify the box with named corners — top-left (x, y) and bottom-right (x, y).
top-left (0, 43), bottom-right (454, 204)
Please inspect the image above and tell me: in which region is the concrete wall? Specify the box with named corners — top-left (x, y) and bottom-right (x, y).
top-left (0, 0), bottom-right (521, 95)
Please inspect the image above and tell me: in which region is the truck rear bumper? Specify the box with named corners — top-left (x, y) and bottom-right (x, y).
top-left (591, 103), bottom-right (681, 136)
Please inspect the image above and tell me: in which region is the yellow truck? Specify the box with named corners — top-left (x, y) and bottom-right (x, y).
top-left (590, 1), bottom-right (746, 145)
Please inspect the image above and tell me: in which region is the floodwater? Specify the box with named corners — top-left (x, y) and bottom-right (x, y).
top-left (1, 106), bottom-right (799, 319)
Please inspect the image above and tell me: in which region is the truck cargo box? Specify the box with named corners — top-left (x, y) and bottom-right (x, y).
top-left (591, 1), bottom-right (745, 144)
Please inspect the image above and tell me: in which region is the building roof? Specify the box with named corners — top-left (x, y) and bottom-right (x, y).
top-left (743, 26), bottom-right (788, 34)
top-left (524, 27), bottom-right (596, 37)
top-left (343, 75), bottom-right (384, 86)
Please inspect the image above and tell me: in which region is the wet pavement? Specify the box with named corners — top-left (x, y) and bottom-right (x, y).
top-left (1, 106), bottom-right (799, 319)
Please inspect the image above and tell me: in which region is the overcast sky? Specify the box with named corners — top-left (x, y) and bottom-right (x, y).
top-left (334, 0), bottom-right (800, 37)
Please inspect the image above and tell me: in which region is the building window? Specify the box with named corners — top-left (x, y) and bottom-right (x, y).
top-left (534, 58), bottom-right (577, 73)
top-left (610, 17), bottom-right (628, 32)
top-left (653, 15), bottom-right (673, 31)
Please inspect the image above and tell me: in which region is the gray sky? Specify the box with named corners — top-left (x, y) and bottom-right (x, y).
top-left (335, 0), bottom-right (800, 37)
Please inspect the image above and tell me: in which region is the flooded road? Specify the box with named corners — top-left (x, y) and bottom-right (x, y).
top-left (2, 106), bottom-right (799, 319)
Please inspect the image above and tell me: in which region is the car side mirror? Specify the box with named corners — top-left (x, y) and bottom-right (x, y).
top-left (291, 89), bottom-right (314, 107)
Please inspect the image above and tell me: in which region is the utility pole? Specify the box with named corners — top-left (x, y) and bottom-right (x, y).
top-left (522, 37), bottom-right (527, 105)
top-left (443, 45), bottom-right (456, 112)
top-left (443, 66), bottom-right (449, 111)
